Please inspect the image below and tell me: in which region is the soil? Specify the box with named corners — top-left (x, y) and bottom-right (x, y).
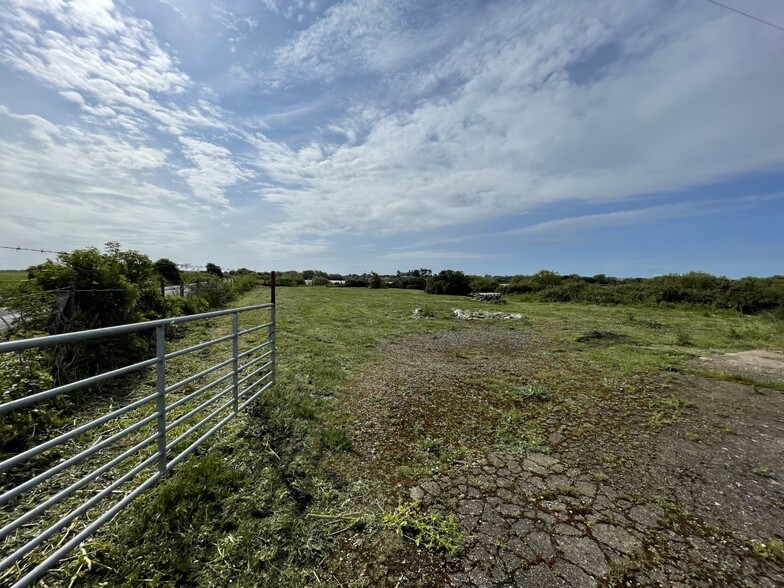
top-left (692, 350), bottom-right (784, 384)
top-left (338, 326), bottom-right (784, 587)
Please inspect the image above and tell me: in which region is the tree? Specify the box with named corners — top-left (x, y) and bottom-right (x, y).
top-left (368, 272), bottom-right (384, 289)
top-left (425, 270), bottom-right (471, 295)
top-left (154, 258), bottom-right (181, 282)
top-left (205, 263), bottom-right (223, 278)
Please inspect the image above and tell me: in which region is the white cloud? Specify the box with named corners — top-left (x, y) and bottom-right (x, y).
top-left (248, 0), bottom-right (784, 244)
top-left (0, 0), bottom-right (230, 135)
top-left (0, 106), bottom-right (204, 255)
top-left (178, 137), bottom-right (251, 205)
top-left (275, 0), bottom-right (465, 81)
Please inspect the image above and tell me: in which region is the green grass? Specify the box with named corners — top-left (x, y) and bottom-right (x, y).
top-left (11, 285), bottom-right (782, 587)
top-left (0, 270), bottom-right (26, 290)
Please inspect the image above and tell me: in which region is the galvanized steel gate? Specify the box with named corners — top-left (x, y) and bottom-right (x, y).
top-left (0, 293), bottom-right (276, 586)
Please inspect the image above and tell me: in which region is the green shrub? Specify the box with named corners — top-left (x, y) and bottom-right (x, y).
top-left (469, 275), bottom-right (500, 293)
top-left (0, 347), bottom-right (61, 454)
top-left (425, 270), bottom-right (470, 296)
top-left (276, 271), bottom-right (305, 287)
top-left (17, 243), bottom-right (165, 385)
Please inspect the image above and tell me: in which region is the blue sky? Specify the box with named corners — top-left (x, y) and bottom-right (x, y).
top-left (0, 0), bottom-right (782, 277)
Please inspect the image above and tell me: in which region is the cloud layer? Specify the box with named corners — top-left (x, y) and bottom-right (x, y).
top-left (1, 0), bottom-right (783, 272)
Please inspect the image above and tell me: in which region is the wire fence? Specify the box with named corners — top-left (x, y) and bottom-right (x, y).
top-left (0, 298), bottom-right (276, 587)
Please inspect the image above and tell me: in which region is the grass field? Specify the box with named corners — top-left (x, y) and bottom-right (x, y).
top-left (8, 286), bottom-right (784, 587)
top-left (0, 270), bottom-right (26, 287)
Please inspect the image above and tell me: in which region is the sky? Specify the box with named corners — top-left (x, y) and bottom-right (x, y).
top-left (0, 0), bottom-right (782, 278)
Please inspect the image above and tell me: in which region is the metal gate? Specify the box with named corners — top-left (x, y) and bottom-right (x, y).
top-left (0, 299), bottom-right (276, 587)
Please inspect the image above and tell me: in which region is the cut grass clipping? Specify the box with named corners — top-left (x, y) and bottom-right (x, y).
top-left (381, 500), bottom-right (462, 555)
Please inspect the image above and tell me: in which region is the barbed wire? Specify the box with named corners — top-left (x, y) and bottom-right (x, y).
top-left (1, 244), bottom-right (213, 273)
top-left (0, 245), bottom-right (65, 255)
top-left (0, 287), bottom-right (140, 304)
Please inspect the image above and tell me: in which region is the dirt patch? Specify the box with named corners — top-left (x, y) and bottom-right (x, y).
top-left (339, 325), bottom-right (534, 483)
top-left (575, 331), bottom-right (633, 344)
top-left (585, 374), bottom-right (784, 540)
top-left (692, 349), bottom-right (784, 383)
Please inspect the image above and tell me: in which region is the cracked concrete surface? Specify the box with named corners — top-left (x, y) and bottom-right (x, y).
top-left (410, 450), bottom-right (783, 587)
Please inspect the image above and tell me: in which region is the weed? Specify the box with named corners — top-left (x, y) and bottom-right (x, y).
top-left (419, 438), bottom-right (443, 457)
top-left (321, 428), bottom-right (352, 452)
top-left (396, 464), bottom-right (431, 478)
top-left (418, 306), bottom-right (436, 318)
top-left (653, 495), bottom-right (677, 510)
top-left (752, 467), bottom-right (773, 478)
top-left (558, 486), bottom-right (580, 497)
top-left (685, 432), bottom-right (699, 442)
top-left (675, 331), bottom-right (693, 346)
top-left (513, 383), bottom-right (551, 402)
top-left (381, 501), bottom-right (462, 555)
top-left (750, 539), bottom-right (784, 560)
top-left (648, 396), bottom-right (689, 430)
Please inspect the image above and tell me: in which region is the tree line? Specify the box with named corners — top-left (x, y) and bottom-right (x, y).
top-left (272, 268), bottom-right (784, 317)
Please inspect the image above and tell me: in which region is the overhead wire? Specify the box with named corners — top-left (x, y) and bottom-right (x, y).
top-left (702, 0), bottom-right (784, 32)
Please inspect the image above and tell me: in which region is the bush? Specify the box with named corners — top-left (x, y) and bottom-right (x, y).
top-left (469, 275), bottom-right (500, 293)
top-left (503, 276), bottom-right (533, 294)
top-left (344, 274), bottom-right (368, 288)
top-left (498, 271), bottom-right (783, 315)
top-left (425, 270), bottom-right (471, 296)
top-left (0, 347), bottom-right (61, 453)
top-left (18, 243), bottom-right (165, 384)
top-left (276, 271), bottom-right (305, 287)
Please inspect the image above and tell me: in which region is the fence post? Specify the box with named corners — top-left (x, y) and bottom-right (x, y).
top-left (179, 281), bottom-right (184, 296)
top-left (270, 271), bottom-right (276, 385)
top-left (232, 311), bottom-right (239, 413)
top-left (155, 324), bottom-right (167, 474)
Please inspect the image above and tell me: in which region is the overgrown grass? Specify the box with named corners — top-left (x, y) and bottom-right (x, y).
top-left (9, 286), bottom-right (782, 587)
